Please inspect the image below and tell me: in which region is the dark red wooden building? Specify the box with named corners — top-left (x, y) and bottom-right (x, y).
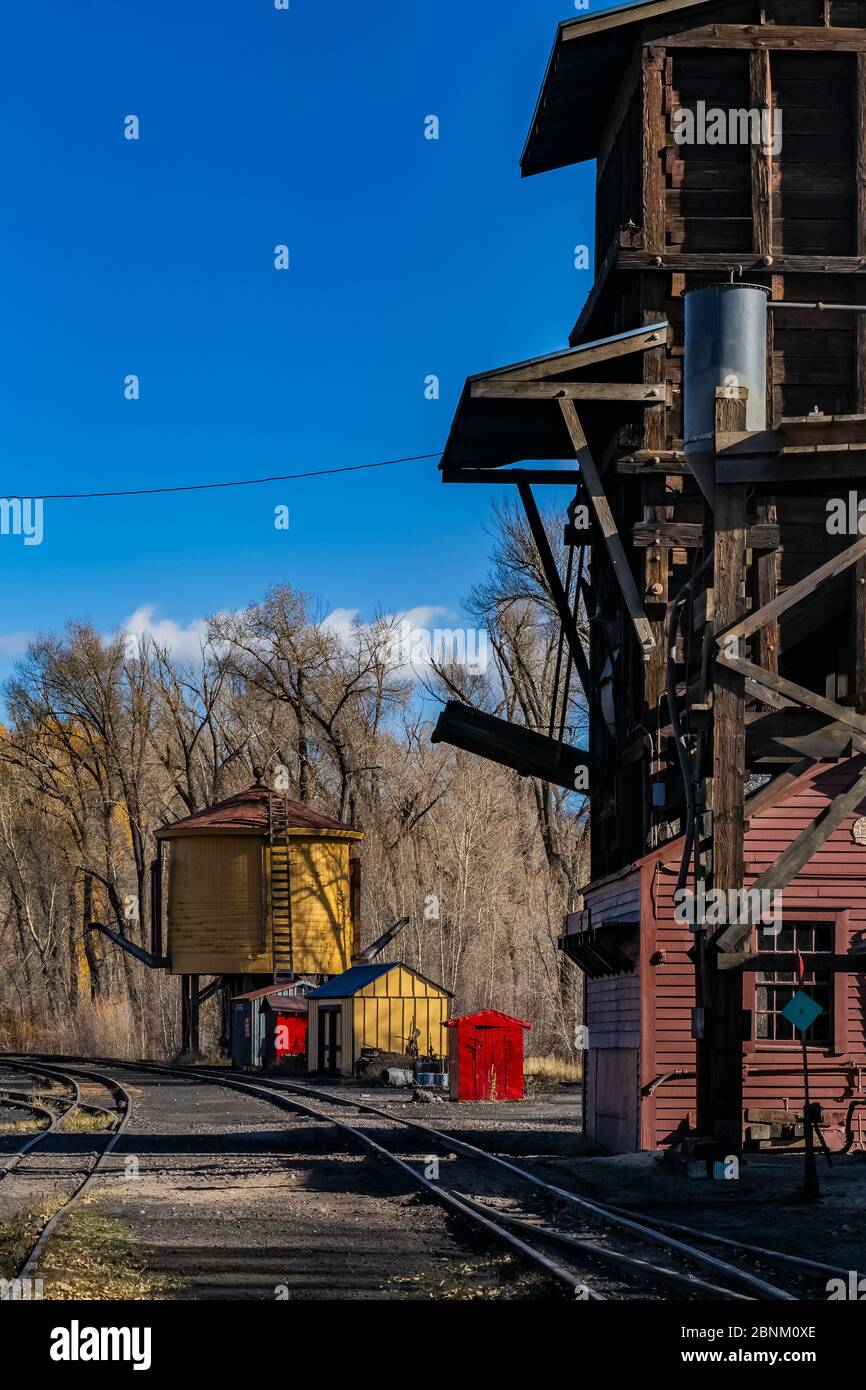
top-left (564, 760), bottom-right (866, 1151)
top-left (447, 1009), bottom-right (531, 1102)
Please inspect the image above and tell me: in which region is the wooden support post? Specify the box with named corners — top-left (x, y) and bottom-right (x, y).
top-left (856, 557), bottom-right (866, 713)
top-left (754, 497), bottom-right (779, 689)
top-left (857, 55), bottom-right (866, 415)
top-left (181, 975), bottom-right (200, 1054)
top-left (641, 48), bottom-right (666, 256)
top-left (855, 56), bottom-right (866, 708)
top-left (749, 49), bottom-right (773, 258)
top-left (699, 388), bottom-right (748, 1150)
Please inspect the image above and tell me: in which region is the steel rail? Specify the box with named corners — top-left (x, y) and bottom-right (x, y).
top-left (4, 1055), bottom-right (600, 1300)
top-left (0, 1061), bottom-right (133, 1285)
top-left (2, 1055), bottom-right (805, 1301)
top-left (0, 1068), bottom-right (82, 1180)
top-left (225, 1070), bottom-right (796, 1301)
top-left (448, 1190), bottom-right (752, 1301)
top-left (599, 1200), bottom-right (856, 1281)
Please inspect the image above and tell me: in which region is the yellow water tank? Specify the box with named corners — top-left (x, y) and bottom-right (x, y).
top-left (156, 774), bottom-right (363, 978)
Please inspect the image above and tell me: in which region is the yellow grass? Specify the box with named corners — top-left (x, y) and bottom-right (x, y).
top-left (0, 1199), bottom-right (177, 1299)
top-left (524, 1054), bottom-right (583, 1083)
top-left (56, 1109), bottom-right (114, 1134)
top-left (0, 999), bottom-right (143, 1059)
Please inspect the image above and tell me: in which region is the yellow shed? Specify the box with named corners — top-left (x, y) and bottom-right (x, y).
top-left (306, 962), bottom-right (451, 1075)
top-left (155, 773), bottom-right (363, 979)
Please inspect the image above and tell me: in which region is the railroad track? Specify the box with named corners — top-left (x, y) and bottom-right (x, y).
top-left (0, 1060), bottom-right (132, 1288)
top-left (205, 1068), bottom-right (850, 1303)
top-left (4, 1053), bottom-right (854, 1302)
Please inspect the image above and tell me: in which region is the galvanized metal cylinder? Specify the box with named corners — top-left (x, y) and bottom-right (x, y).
top-left (684, 283), bottom-right (769, 451)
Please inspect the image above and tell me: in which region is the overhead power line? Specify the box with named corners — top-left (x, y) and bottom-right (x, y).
top-left (12, 451), bottom-right (443, 502)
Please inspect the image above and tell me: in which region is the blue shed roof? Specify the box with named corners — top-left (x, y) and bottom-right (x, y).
top-left (308, 961), bottom-right (451, 999)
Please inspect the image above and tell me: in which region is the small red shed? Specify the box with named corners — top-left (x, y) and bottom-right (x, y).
top-left (447, 1009), bottom-right (531, 1102)
top-left (272, 1004), bottom-right (307, 1063)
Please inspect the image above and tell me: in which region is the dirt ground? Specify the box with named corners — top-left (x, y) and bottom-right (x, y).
top-left (4, 1068), bottom-right (863, 1299)
top-left (14, 1069), bottom-right (563, 1301)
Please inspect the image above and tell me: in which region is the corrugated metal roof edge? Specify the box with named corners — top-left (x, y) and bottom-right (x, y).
top-left (308, 961), bottom-right (453, 999)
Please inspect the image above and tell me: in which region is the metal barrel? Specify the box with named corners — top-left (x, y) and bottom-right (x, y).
top-left (684, 283), bottom-right (769, 452)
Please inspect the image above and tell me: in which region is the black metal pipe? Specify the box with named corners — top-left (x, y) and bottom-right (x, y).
top-left (768, 301), bottom-right (866, 311)
top-left (87, 921), bottom-right (167, 969)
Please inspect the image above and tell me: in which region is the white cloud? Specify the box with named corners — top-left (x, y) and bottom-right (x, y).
top-left (121, 605), bottom-right (209, 664)
top-left (321, 604), bottom-right (449, 643)
top-left (116, 601), bottom-right (489, 680)
top-left (321, 605), bottom-right (489, 679)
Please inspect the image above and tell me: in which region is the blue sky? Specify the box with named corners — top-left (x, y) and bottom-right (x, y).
top-left (0, 0), bottom-right (606, 688)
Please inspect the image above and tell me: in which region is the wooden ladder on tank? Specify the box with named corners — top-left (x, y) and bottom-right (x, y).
top-left (267, 793), bottom-right (294, 981)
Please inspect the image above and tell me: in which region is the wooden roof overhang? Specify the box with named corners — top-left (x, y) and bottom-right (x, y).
top-left (559, 908), bottom-right (638, 977)
top-left (520, 0), bottom-right (729, 176)
top-left (440, 322), bottom-right (669, 478)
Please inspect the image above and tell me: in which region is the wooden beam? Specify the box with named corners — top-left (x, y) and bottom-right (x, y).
top-left (856, 54), bottom-right (866, 416)
top-left (717, 651), bottom-right (866, 737)
top-left (744, 758), bottom-right (817, 821)
top-left (746, 714), bottom-right (854, 763)
top-left (641, 48), bottom-right (666, 256)
top-left (490, 324), bottom-right (668, 382)
top-left (745, 677), bottom-right (794, 711)
top-left (619, 251), bottom-right (866, 274)
top-left (617, 460), bottom-right (689, 476)
top-left (749, 49), bottom-right (773, 258)
top-left (700, 385), bottom-right (748, 1146)
top-left (856, 556), bottom-right (866, 713)
top-left (641, 263), bottom-right (669, 459)
top-left (633, 521), bottom-right (778, 549)
top-left (641, 470), bottom-right (672, 843)
top-left (557, 398), bottom-right (656, 653)
top-left (718, 952), bottom-right (866, 974)
top-left (716, 762), bottom-right (866, 951)
top-left (717, 451), bottom-right (866, 484)
top-left (470, 381), bottom-right (668, 402)
top-left (659, 24), bottom-right (866, 50)
top-left (719, 532), bottom-right (866, 645)
top-left (597, 50), bottom-right (640, 179)
top-left (442, 467), bottom-right (582, 484)
top-left (753, 498), bottom-right (779, 684)
top-left (716, 431), bottom-right (784, 458)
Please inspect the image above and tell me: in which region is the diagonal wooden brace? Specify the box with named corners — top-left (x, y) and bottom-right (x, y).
top-left (715, 760), bottom-right (866, 952)
top-left (716, 650), bottom-right (866, 738)
top-left (557, 398), bottom-right (656, 654)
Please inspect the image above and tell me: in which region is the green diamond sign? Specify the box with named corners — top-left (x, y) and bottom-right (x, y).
top-left (782, 990), bottom-right (824, 1034)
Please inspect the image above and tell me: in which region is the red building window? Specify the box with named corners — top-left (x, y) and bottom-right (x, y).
top-left (754, 923), bottom-right (833, 1044)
